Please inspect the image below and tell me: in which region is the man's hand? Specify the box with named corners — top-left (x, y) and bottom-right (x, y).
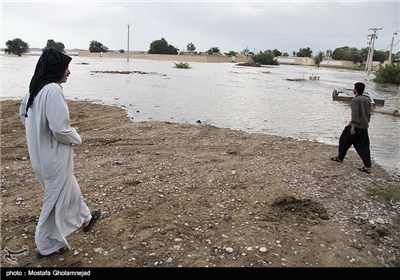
top-left (350, 124), bottom-right (356, 135)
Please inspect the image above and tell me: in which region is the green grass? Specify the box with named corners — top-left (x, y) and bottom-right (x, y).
top-left (367, 184), bottom-right (400, 203)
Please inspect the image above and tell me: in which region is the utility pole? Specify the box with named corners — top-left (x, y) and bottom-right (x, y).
top-left (365, 27), bottom-right (382, 78)
top-left (326, 49), bottom-right (331, 66)
top-left (388, 32), bottom-right (398, 64)
top-left (127, 23), bottom-right (130, 62)
top-left (365, 34), bottom-right (373, 72)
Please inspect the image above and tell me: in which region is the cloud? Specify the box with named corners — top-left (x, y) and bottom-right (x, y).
top-left (2, 1), bottom-right (399, 53)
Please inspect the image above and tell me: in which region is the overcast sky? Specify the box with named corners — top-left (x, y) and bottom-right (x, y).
top-left (2, 0), bottom-right (399, 55)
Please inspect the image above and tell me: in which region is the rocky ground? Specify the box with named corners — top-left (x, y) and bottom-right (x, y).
top-left (1, 99), bottom-right (399, 268)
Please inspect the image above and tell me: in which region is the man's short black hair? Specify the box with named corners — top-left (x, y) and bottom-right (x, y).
top-left (354, 82), bottom-right (365, 94)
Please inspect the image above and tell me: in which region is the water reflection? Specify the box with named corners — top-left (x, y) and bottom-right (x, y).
top-left (1, 55), bottom-right (399, 175)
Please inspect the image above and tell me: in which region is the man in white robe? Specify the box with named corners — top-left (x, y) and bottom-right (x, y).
top-left (19, 49), bottom-right (100, 258)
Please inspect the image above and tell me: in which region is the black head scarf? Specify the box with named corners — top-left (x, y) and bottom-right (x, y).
top-left (25, 48), bottom-right (72, 116)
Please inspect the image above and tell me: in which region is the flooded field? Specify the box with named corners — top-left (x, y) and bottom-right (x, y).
top-left (1, 55), bottom-right (399, 175)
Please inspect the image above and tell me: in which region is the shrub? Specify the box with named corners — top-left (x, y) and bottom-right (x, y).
top-left (173, 62), bottom-right (191, 69)
top-left (374, 63), bottom-right (400, 85)
top-left (251, 50), bottom-right (279, 65)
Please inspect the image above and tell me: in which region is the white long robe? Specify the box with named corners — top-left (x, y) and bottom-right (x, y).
top-left (19, 83), bottom-right (91, 255)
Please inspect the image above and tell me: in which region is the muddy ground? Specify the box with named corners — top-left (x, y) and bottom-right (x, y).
top-left (1, 99), bottom-right (399, 269)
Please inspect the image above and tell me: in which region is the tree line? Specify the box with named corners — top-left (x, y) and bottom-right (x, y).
top-left (4, 37), bottom-right (397, 63)
top-left (4, 37), bottom-right (400, 84)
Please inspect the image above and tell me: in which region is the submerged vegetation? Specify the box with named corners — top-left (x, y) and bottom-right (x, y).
top-left (90, 70), bottom-right (161, 75)
top-left (173, 61), bottom-right (191, 69)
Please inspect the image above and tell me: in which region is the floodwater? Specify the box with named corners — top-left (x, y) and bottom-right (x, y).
top-left (1, 55), bottom-right (399, 175)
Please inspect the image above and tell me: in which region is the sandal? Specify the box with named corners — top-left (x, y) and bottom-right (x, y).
top-left (358, 167), bottom-right (371, 174)
top-left (330, 157), bottom-right (343, 162)
top-left (83, 210), bottom-right (101, 233)
top-left (36, 246), bottom-right (69, 259)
